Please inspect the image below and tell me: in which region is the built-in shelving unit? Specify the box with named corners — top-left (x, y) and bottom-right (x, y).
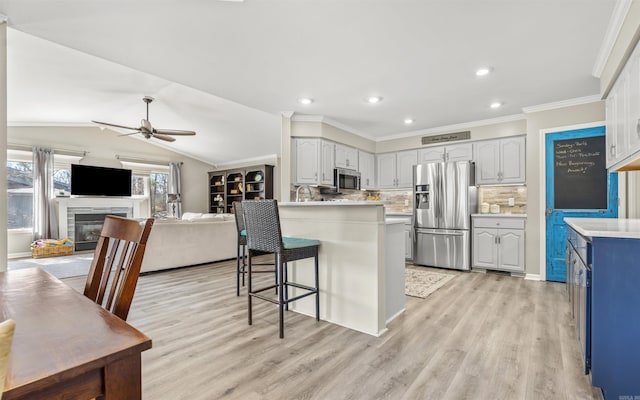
top-left (208, 165), bottom-right (274, 214)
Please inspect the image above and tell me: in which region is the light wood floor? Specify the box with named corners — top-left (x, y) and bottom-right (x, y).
top-left (63, 259), bottom-right (601, 400)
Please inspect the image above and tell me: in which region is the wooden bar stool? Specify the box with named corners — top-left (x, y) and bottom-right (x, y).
top-left (232, 202), bottom-right (276, 296)
top-left (242, 200), bottom-right (320, 339)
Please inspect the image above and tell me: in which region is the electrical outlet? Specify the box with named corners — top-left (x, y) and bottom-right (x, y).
top-left (404, 199), bottom-right (409, 206)
top-left (508, 197), bottom-right (515, 206)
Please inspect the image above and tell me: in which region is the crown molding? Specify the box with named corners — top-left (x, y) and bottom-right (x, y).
top-left (521, 94), bottom-right (602, 114)
top-left (375, 114), bottom-right (525, 142)
top-left (281, 111), bottom-right (294, 119)
top-left (212, 153), bottom-right (278, 169)
top-left (291, 114), bottom-right (324, 123)
top-left (592, 0), bottom-right (633, 78)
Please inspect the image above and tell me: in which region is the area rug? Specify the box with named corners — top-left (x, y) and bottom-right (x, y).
top-left (8, 253), bottom-right (93, 279)
top-left (405, 268), bottom-right (456, 299)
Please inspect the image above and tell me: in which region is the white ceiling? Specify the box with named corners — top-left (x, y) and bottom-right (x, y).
top-left (0, 0), bottom-right (617, 165)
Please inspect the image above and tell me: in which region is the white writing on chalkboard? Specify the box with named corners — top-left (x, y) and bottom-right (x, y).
top-left (553, 135), bottom-right (607, 210)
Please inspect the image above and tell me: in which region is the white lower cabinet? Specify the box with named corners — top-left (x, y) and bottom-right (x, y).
top-left (472, 216), bottom-right (525, 273)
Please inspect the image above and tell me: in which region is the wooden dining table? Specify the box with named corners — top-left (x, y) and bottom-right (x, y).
top-left (0, 267), bottom-right (152, 400)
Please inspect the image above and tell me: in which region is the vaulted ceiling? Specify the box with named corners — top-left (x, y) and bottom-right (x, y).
top-left (0, 0), bottom-right (616, 165)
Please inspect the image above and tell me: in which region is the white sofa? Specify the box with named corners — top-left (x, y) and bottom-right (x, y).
top-left (140, 213), bottom-right (238, 273)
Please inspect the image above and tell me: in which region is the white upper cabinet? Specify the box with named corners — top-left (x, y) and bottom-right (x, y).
top-left (418, 146), bottom-right (445, 163)
top-left (358, 150), bottom-right (376, 189)
top-left (377, 153), bottom-right (397, 189)
top-left (604, 39), bottom-right (640, 170)
top-left (320, 140), bottom-right (335, 185)
top-left (335, 144), bottom-right (358, 170)
top-left (294, 138), bottom-right (320, 185)
top-left (377, 150), bottom-right (418, 189)
top-left (474, 137), bottom-right (525, 185)
top-left (397, 150), bottom-right (418, 188)
top-left (418, 143), bottom-right (473, 163)
top-left (294, 138), bottom-right (334, 185)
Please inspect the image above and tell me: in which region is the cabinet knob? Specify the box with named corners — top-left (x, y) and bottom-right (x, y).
top-left (610, 145), bottom-right (616, 156)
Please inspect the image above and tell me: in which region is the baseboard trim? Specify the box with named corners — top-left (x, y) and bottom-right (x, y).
top-left (386, 308), bottom-right (406, 325)
top-left (8, 252), bottom-right (32, 260)
top-left (525, 273), bottom-right (542, 281)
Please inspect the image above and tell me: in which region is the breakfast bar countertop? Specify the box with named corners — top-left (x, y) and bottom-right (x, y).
top-left (564, 217), bottom-right (640, 239)
top-left (280, 201), bottom-right (385, 206)
top-left (471, 214), bottom-right (527, 218)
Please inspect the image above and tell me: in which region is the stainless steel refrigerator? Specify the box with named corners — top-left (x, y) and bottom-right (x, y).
top-left (413, 161), bottom-right (477, 271)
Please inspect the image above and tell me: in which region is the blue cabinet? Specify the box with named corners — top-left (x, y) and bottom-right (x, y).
top-left (567, 227), bottom-right (640, 399)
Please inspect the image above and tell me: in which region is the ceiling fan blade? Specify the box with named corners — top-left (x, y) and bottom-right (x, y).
top-left (152, 133), bottom-right (176, 142)
top-left (155, 129), bottom-right (197, 136)
top-left (118, 131), bottom-right (142, 137)
top-left (92, 120), bottom-right (140, 130)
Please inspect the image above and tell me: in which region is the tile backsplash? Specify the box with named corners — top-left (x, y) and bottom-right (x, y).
top-left (289, 185), bottom-right (526, 215)
top-left (477, 186), bottom-right (527, 214)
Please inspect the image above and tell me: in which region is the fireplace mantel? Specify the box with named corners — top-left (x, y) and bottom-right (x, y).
top-left (55, 197), bottom-right (146, 240)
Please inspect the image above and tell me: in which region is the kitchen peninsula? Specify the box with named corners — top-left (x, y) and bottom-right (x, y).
top-left (278, 201), bottom-right (405, 336)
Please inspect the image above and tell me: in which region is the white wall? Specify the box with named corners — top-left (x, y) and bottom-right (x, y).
top-left (375, 119), bottom-right (526, 153)
top-left (7, 125), bottom-right (214, 257)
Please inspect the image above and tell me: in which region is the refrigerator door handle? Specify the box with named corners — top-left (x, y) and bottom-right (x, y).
top-left (416, 229), bottom-right (464, 236)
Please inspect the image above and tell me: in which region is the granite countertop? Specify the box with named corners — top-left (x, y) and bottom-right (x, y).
top-left (565, 218), bottom-right (640, 239)
top-left (385, 217), bottom-right (411, 224)
top-left (386, 212), bottom-right (412, 216)
top-left (280, 201), bottom-right (385, 207)
top-left (471, 213), bottom-right (527, 218)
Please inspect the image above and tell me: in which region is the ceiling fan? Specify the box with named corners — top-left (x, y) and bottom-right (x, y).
top-left (92, 96), bottom-right (196, 142)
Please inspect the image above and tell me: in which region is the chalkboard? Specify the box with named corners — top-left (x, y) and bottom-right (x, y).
top-left (554, 136), bottom-right (607, 209)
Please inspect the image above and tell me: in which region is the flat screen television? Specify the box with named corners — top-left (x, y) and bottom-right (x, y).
top-left (71, 164), bottom-right (132, 197)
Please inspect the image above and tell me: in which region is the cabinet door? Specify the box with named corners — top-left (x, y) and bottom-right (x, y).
top-left (345, 147), bottom-right (358, 170)
top-left (445, 143), bottom-right (473, 161)
top-left (614, 72), bottom-right (629, 163)
top-left (358, 150), bottom-right (376, 189)
top-left (497, 228), bottom-right (525, 272)
top-left (606, 94), bottom-right (617, 167)
top-left (418, 146), bottom-right (445, 163)
top-left (397, 150), bottom-right (418, 188)
top-left (474, 140), bottom-right (500, 184)
top-left (404, 225), bottom-right (413, 260)
top-left (320, 140), bottom-right (335, 185)
top-left (377, 153), bottom-right (397, 189)
top-left (627, 52), bottom-right (640, 154)
top-left (295, 138), bottom-right (319, 185)
top-left (500, 137), bottom-right (526, 184)
top-left (335, 143), bottom-right (348, 169)
top-left (473, 227), bottom-right (498, 269)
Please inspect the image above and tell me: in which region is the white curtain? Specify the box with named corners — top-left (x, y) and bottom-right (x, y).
top-left (168, 162), bottom-right (183, 218)
top-left (32, 147), bottom-right (58, 240)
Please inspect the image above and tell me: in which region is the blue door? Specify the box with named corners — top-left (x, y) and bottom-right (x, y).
top-left (545, 126), bottom-right (618, 282)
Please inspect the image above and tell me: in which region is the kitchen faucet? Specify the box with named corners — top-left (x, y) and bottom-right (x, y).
top-left (295, 185), bottom-right (313, 202)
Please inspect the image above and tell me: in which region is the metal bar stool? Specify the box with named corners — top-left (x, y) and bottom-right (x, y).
top-left (242, 200), bottom-right (320, 339)
top-left (232, 201), bottom-right (276, 296)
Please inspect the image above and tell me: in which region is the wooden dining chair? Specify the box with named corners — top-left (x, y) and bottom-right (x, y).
top-left (0, 319), bottom-right (16, 400)
top-left (84, 215), bottom-right (154, 321)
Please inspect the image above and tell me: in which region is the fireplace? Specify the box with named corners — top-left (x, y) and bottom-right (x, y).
top-left (74, 213), bottom-right (127, 251)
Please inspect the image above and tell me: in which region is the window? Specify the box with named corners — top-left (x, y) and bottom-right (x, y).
top-left (53, 168), bottom-right (71, 193)
top-left (149, 172), bottom-right (169, 217)
top-left (7, 161), bottom-right (33, 229)
top-left (131, 175), bottom-right (146, 196)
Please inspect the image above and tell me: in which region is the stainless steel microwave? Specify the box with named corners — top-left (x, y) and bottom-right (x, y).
top-left (334, 168), bottom-right (361, 191)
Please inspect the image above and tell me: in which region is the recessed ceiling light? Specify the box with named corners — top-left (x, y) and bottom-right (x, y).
top-left (404, 118), bottom-right (414, 125)
top-left (490, 102), bottom-right (502, 109)
top-left (298, 97), bottom-right (313, 105)
top-left (366, 96), bottom-right (383, 104)
top-left (476, 67), bottom-right (492, 76)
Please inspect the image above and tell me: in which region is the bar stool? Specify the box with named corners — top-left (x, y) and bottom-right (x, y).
top-left (242, 199), bottom-right (320, 339)
top-left (232, 201), bottom-right (275, 297)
